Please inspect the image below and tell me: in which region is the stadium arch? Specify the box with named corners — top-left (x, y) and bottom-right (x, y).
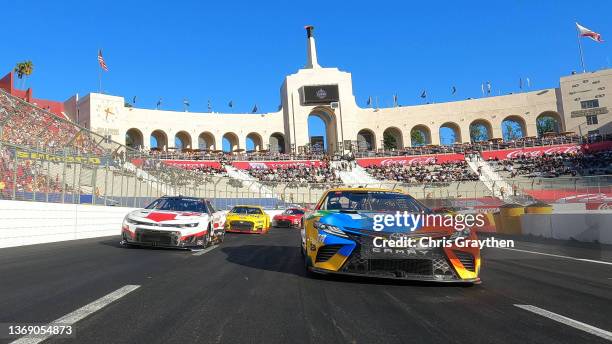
top-left (269, 132), bottom-right (286, 153)
top-left (469, 119), bottom-right (493, 142)
top-left (198, 132), bottom-right (216, 150)
top-left (125, 128), bottom-right (144, 149)
top-left (222, 132), bottom-right (240, 152)
top-left (383, 127), bottom-right (403, 150)
top-left (175, 131), bottom-right (192, 150)
top-left (536, 111), bottom-right (563, 137)
top-left (439, 122), bottom-right (461, 145)
top-left (501, 115), bottom-right (527, 140)
top-left (308, 106), bottom-right (338, 153)
top-left (150, 130), bottom-right (168, 151)
top-left (246, 132), bottom-right (263, 151)
top-left (410, 125), bottom-right (431, 147)
top-left (357, 128), bottom-right (376, 151)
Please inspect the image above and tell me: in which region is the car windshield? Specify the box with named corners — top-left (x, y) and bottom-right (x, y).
top-left (321, 191), bottom-right (429, 213)
top-left (145, 198), bottom-right (208, 213)
top-left (284, 209), bottom-right (304, 215)
top-left (231, 207), bottom-right (263, 215)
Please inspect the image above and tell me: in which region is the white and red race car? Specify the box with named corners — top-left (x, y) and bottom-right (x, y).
top-left (120, 196), bottom-right (226, 249)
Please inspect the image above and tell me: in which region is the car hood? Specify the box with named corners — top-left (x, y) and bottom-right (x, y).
top-left (128, 209), bottom-right (206, 224)
top-left (314, 210), bottom-right (450, 235)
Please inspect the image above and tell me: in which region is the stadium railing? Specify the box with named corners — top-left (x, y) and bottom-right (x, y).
top-left (2, 142), bottom-right (611, 210)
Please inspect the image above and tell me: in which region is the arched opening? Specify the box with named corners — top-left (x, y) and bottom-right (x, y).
top-left (308, 108), bottom-right (338, 153)
top-left (536, 111), bottom-right (562, 137)
top-left (125, 128), bottom-right (143, 149)
top-left (410, 125), bottom-right (431, 147)
top-left (357, 129), bottom-right (376, 151)
top-left (222, 132), bottom-right (239, 152)
top-left (501, 115), bottom-right (527, 140)
top-left (269, 132), bottom-right (286, 153)
top-left (150, 130), bottom-right (168, 151)
top-left (198, 132), bottom-right (215, 150)
top-left (383, 127), bottom-right (404, 150)
top-left (439, 122), bottom-right (461, 145)
top-left (469, 119), bottom-right (493, 142)
top-left (174, 131), bottom-right (192, 150)
top-left (246, 132), bottom-right (263, 152)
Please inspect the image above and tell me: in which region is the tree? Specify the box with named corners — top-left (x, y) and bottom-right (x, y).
top-left (13, 60), bottom-right (34, 89)
top-left (411, 130), bottom-right (426, 147)
top-left (537, 116), bottom-right (558, 137)
top-left (502, 120), bottom-right (522, 141)
top-left (470, 124), bottom-right (488, 142)
top-left (383, 133), bottom-right (398, 150)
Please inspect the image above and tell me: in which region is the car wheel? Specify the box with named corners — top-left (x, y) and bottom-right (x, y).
top-left (204, 229), bottom-right (212, 248)
top-left (218, 229), bottom-right (225, 244)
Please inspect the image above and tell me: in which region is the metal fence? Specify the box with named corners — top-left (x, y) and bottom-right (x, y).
top-left (2, 141), bottom-right (611, 210)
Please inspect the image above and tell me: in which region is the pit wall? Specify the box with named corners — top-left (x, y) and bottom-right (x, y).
top-left (0, 200), bottom-right (288, 249)
top-left (0, 200), bottom-right (138, 248)
top-left (521, 212), bottom-right (612, 244)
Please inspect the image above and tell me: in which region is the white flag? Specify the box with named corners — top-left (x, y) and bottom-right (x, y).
top-left (576, 22), bottom-right (603, 42)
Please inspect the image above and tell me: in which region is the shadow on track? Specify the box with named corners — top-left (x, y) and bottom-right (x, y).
top-left (220, 244), bottom-right (476, 288)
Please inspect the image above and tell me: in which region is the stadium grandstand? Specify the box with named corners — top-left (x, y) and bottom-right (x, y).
top-left (0, 26), bottom-right (610, 212)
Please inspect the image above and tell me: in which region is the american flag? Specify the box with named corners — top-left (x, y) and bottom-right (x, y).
top-left (98, 49), bottom-right (108, 71)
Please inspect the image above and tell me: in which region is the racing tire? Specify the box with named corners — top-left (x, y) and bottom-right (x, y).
top-left (204, 229), bottom-right (212, 248)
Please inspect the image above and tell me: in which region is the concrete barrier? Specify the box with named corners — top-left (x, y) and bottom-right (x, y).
top-left (521, 211), bottom-right (612, 244)
top-left (0, 200), bottom-right (136, 248)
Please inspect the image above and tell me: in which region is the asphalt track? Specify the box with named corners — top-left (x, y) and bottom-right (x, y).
top-left (1, 229), bottom-right (612, 344)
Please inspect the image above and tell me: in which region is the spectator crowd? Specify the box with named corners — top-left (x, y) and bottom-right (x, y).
top-left (365, 161), bottom-right (479, 184)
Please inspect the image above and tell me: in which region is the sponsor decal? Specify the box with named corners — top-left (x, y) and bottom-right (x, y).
top-left (16, 151), bottom-right (106, 165)
top-left (233, 160), bottom-right (325, 169)
top-left (145, 212), bottom-right (178, 222)
top-left (357, 154), bottom-right (464, 167)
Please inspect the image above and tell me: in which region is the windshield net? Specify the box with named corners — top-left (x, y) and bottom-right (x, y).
top-left (321, 191), bottom-right (428, 213)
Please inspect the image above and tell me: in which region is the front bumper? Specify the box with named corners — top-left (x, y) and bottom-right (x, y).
top-left (310, 231), bottom-right (480, 283)
top-left (122, 227), bottom-right (204, 248)
top-left (308, 266), bottom-right (480, 283)
top-left (273, 219), bottom-right (300, 227)
top-left (225, 220), bottom-right (266, 234)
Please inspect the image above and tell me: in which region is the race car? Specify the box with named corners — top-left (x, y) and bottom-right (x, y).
top-left (225, 205), bottom-right (270, 234)
top-left (272, 208), bottom-right (305, 228)
top-left (301, 188), bottom-right (481, 283)
top-left (120, 196), bottom-right (226, 249)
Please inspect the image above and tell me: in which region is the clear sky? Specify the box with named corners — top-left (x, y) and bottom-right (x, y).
top-left (2, 0), bottom-right (611, 150)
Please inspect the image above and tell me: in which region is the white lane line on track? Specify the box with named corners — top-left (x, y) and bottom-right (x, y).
top-left (10, 285), bottom-right (140, 344)
top-left (497, 247), bottom-right (612, 266)
top-left (515, 304), bottom-right (612, 342)
top-left (192, 245), bottom-right (218, 256)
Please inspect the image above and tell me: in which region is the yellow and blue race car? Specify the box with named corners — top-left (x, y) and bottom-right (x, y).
top-left (301, 188), bottom-right (481, 283)
top-left (225, 205), bottom-right (270, 234)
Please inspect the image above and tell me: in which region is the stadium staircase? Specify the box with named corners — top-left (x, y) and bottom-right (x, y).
top-left (223, 165), bottom-right (278, 199)
top-left (331, 161), bottom-right (380, 186)
top-left (466, 155), bottom-right (518, 202)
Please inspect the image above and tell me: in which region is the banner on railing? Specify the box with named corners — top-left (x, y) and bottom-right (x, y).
top-left (16, 150), bottom-right (108, 165)
top-left (160, 160), bottom-right (222, 169)
top-left (481, 144), bottom-right (581, 160)
top-left (524, 189), bottom-right (612, 203)
top-left (232, 160), bottom-right (325, 169)
top-left (356, 153), bottom-right (465, 167)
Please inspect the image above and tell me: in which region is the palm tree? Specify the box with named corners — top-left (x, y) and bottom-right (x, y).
top-left (13, 60), bottom-right (34, 89)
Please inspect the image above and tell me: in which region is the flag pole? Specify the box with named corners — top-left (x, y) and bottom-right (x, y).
top-left (98, 67), bottom-right (102, 93)
top-left (575, 23), bottom-right (586, 73)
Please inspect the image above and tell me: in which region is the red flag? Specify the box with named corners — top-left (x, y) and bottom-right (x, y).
top-left (576, 23), bottom-right (604, 42)
top-left (98, 49), bottom-right (109, 71)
